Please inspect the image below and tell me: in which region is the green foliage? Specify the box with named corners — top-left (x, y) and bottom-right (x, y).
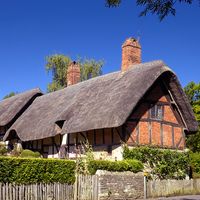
top-left (3, 92), bottom-right (17, 99)
top-left (79, 58), bottom-right (103, 81)
top-left (184, 82), bottom-right (200, 105)
top-left (20, 149), bottom-right (41, 158)
top-left (0, 157), bottom-right (76, 184)
top-left (184, 81), bottom-right (200, 122)
top-left (123, 146), bottom-right (189, 179)
top-left (76, 140), bottom-right (95, 175)
top-left (46, 54), bottom-right (103, 92)
top-left (88, 159), bottom-right (143, 175)
top-left (190, 152), bottom-right (200, 177)
top-left (184, 81), bottom-right (200, 152)
top-left (187, 131), bottom-right (200, 153)
top-left (0, 143), bottom-right (7, 156)
top-left (106, 0), bottom-right (197, 20)
top-left (46, 54), bottom-right (71, 92)
top-left (75, 141), bottom-right (143, 175)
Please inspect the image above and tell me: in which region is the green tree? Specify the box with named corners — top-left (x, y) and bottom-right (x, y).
top-left (79, 58), bottom-right (103, 81)
top-left (3, 92), bottom-right (17, 99)
top-left (46, 54), bottom-right (71, 92)
top-left (106, 0), bottom-right (198, 20)
top-left (184, 82), bottom-right (200, 122)
top-left (46, 54), bottom-right (103, 92)
top-left (184, 81), bottom-right (200, 152)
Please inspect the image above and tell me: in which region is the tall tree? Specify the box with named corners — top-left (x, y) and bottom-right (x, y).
top-left (79, 58), bottom-right (103, 81)
top-left (46, 54), bottom-right (71, 92)
top-left (46, 54), bottom-right (103, 92)
top-left (106, 0), bottom-right (198, 20)
top-left (184, 81), bottom-right (200, 152)
top-left (3, 92), bottom-right (17, 99)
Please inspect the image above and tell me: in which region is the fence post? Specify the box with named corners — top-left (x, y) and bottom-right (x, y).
top-left (74, 174), bottom-right (78, 200)
top-left (143, 171), bottom-right (148, 200)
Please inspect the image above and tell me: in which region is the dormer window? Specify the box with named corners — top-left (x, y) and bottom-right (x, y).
top-left (150, 105), bottom-right (163, 120)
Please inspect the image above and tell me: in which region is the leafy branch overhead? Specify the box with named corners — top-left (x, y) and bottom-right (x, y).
top-left (46, 54), bottom-right (104, 92)
top-left (106, 0), bottom-right (197, 20)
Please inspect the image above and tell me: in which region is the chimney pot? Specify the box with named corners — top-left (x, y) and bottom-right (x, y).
top-left (121, 37), bottom-right (141, 72)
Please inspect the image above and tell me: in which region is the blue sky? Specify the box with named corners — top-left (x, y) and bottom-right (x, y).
top-left (0, 0), bottom-right (199, 99)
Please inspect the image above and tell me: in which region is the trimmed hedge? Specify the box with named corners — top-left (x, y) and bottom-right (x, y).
top-left (88, 159), bottom-right (143, 175)
top-left (0, 157), bottom-right (75, 184)
top-left (123, 146), bottom-right (189, 179)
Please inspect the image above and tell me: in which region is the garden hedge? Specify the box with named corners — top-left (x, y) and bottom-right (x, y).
top-left (88, 159), bottom-right (143, 175)
top-left (0, 157), bottom-right (76, 184)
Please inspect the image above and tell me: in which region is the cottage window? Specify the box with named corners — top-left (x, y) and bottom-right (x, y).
top-left (150, 105), bottom-right (163, 120)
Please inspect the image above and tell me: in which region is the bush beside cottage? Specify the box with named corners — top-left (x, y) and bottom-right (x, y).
top-left (123, 146), bottom-right (190, 179)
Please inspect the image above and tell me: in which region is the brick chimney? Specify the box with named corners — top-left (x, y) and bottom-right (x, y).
top-left (67, 61), bottom-right (81, 86)
top-left (121, 37), bottom-right (141, 72)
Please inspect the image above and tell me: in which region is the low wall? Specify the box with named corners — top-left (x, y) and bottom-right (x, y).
top-left (97, 170), bottom-right (144, 200)
top-left (147, 179), bottom-right (200, 198)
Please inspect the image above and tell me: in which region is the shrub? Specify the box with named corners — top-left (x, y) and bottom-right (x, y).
top-left (123, 146), bottom-right (189, 179)
top-left (76, 140), bottom-right (95, 175)
top-left (88, 159), bottom-right (143, 175)
top-left (0, 143), bottom-right (7, 156)
top-left (190, 152), bottom-right (200, 178)
top-left (0, 157), bottom-right (76, 184)
top-left (20, 149), bottom-right (41, 158)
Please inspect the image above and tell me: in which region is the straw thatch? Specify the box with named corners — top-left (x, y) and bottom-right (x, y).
top-left (4, 61), bottom-right (198, 141)
top-left (0, 88), bottom-right (42, 127)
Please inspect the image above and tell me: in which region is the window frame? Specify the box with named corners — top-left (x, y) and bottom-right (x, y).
top-left (150, 104), bottom-right (163, 120)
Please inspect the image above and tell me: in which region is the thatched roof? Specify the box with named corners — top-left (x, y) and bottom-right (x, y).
top-left (0, 88), bottom-right (42, 127)
top-left (4, 61), bottom-right (198, 141)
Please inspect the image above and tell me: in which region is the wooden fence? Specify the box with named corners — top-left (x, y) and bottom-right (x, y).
top-left (147, 178), bottom-right (200, 198)
top-left (74, 174), bottom-right (98, 200)
top-left (0, 175), bottom-right (98, 200)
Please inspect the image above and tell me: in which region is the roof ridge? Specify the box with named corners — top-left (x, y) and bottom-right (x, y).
top-left (0, 88), bottom-right (42, 102)
top-left (40, 60), bottom-right (166, 99)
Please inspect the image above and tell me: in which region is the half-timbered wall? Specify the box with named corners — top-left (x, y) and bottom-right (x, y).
top-left (23, 135), bottom-right (62, 158)
top-left (124, 81), bottom-right (186, 149)
top-left (67, 128), bottom-right (122, 160)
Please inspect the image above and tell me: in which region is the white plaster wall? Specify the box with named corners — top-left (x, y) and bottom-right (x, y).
top-left (92, 145), bottom-right (123, 161)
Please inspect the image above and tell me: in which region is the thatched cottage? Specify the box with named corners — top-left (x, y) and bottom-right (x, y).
top-left (2, 38), bottom-right (198, 160)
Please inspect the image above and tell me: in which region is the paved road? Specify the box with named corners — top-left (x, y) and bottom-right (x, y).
top-left (155, 195), bottom-right (200, 200)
